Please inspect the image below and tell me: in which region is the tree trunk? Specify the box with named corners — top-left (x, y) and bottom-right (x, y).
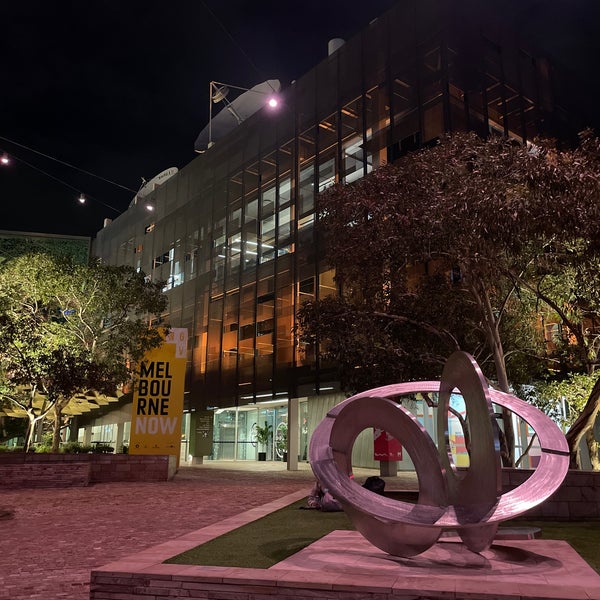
top-left (585, 428), bottom-right (600, 470)
top-left (566, 376), bottom-right (600, 469)
top-left (52, 405), bottom-right (63, 453)
top-left (24, 410), bottom-right (44, 452)
top-left (476, 282), bottom-right (515, 466)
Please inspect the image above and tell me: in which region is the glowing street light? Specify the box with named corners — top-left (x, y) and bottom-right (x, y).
top-left (1, 153), bottom-right (9, 165)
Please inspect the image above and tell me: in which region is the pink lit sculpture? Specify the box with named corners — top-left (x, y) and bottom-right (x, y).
top-left (309, 352), bottom-right (569, 557)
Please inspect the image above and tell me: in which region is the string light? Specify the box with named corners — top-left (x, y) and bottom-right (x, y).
top-left (0, 135), bottom-right (137, 193)
top-left (0, 141), bottom-right (127, 214)
top-left (0, 148), bottom-right (121, 214)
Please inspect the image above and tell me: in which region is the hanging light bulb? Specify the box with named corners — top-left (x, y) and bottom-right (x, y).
top-left (78, 193), bottom-right (86, 204)
top-left (1, 153), bottom-right (9, 165)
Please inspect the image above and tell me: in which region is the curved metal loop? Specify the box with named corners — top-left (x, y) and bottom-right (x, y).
top-left (309, 351), bottom-right (569, 557)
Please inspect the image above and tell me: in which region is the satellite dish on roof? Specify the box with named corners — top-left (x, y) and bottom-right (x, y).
top-left (129, 167), bottom-right (178, 207)
top-left (194, 79), bottom-right (281, 152)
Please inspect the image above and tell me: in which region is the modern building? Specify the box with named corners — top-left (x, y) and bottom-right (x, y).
top-left (91, 0), bottom-right (578, 467)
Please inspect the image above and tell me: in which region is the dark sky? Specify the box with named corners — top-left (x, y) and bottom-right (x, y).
top-left (1, 1), bottom-right (599, 238)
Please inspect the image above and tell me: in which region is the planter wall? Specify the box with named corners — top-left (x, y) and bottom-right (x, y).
top-left (0, 453), bottom-right (177, 488)
top-left (503, 468), bottom-right (600, 520)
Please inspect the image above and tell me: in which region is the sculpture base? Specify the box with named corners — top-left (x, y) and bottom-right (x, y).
top-left (271, 530), bottom-right (600, 600)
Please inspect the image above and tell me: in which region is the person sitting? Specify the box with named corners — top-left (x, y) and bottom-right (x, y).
top-left (362, 476), bottom-right (386, 495)
top-left (306, 480), bottom-right (343, 511)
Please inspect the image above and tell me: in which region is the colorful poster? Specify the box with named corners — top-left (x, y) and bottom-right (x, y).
top-left (373, 428), bottom-right (403, 461)
top-left (129, 328), bottom-right (188, 465)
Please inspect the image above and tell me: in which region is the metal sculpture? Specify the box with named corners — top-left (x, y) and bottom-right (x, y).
top-left (309, 352), bottom-right (569, 557)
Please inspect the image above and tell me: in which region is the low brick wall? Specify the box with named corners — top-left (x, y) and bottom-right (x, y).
top-left (0, 453), bottom-right (177, 488)
top-left (89, 454), bottom-right (177, 483)
top-left (503, 468), bottom-right (600, 519)
top-left (0, 461), bottom-right (91, 488)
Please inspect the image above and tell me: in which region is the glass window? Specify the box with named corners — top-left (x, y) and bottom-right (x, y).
top-left (244, 163), bottom-right (259, 197)
top-left (243, 231), bottom-right (258, 270)
top-left (318, 158), bottom-right (336, 192)
top-left (342, 135), bottom-right (369, 184)
top-left (245, 198), bottom-right (258, 225)
top-left (278, 206), bottom-right (292, 244)
top-left (260, 152), bottom-right (277, 189)
top-left (365, 84), bottom-right (389, 169)
top-left (227, 234), bottom-right (241, 273)
top-left (318, 114), bottom-right (338, 155)
top-left (260, 213), bottom-right (276, 264)
top-left (340, 98), bottom-right (363, 178)
top-left (298, 164), bottom-right (315, 216)
top-left (279, 177), bottom-right (292, 208)
top-left (261, 185), bottom-right (276, 217)
top-left (228, 205), bottom-right (242, 233)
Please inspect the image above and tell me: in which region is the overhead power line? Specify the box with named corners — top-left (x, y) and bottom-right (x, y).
top-left (0, 135), bottom-right (138, 194)
top-left (3, 151), bottom-right (121, 214)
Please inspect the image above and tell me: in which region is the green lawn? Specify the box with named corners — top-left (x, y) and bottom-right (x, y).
top-left (165, 500), bottom-right (353, 568)
top-left (165, 500), bottom-right (600, 572)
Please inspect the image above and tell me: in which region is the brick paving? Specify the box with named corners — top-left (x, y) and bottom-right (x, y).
top-left (0, 463), bottom-right (317, 600)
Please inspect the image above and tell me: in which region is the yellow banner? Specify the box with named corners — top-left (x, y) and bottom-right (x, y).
top-left (129, 328), bottom-right (187, 465)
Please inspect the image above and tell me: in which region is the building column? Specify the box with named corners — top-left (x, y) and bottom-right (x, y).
top-left (68, 417), bottom-right (79, 442)
top-left (287, 397), bottom-right (299, 471)
top-left (115, 422), bottom-right (125, 454)
top-left (380, 461), bottom-right (398, 477)
top-left (83, 425), bottom-right (92, 446)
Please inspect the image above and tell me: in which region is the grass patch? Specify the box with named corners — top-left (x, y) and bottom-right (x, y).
top-left (165, 500), bottom-right (600, 573)
top-left (165, 499), bottom-right (353, 568)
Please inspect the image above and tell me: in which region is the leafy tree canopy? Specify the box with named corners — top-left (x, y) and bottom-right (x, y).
top-left (298, 131), bottom-right (600, 466)
top-left (0, 253), bottom-right (168, 450)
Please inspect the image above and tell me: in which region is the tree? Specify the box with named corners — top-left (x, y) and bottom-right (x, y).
top-left (0, 253), bottom-right (168, 451)
top-left (299, 131), bottom-right (600, 467)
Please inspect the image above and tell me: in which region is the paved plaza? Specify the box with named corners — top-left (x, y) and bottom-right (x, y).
top-left (0, 462), bottom-right (319, 600)
top-left (1, 462), bottom-right (413, 600)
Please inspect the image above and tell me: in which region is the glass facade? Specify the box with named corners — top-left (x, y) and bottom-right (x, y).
top-left (92, 0), bottom-right (572, 463)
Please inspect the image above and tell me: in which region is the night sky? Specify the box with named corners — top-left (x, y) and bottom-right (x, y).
top-left (2, 1), bottom-right (599, 238)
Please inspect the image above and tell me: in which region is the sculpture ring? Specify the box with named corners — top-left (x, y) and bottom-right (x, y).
top-left (309, 352), bottom-right (569, 557)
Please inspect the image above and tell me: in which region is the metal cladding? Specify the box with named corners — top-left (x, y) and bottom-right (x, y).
top-left (309, 351), bottom-right (569, 557)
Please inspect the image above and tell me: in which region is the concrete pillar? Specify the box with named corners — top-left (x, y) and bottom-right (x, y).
top-left (83, 425), bottom-right (92, 446)
top-left (115, 422), bottom-right (125, 454)
top-left (287, 397), bottom-right (299, 471)
top-left (380, 461), bottom-right (398, 477)
top-left (68, 417), bottom-right (79, 442)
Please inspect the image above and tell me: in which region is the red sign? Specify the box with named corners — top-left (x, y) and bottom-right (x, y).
top-left (373, 428), bottom-right (402, 461)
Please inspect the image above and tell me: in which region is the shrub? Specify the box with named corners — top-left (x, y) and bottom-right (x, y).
top-left (0, 445), bottom-right (25, 453)
top-left (93, 444), bottom-right (114, 454)
top-left (61, 442), bottom-right (93, 454)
